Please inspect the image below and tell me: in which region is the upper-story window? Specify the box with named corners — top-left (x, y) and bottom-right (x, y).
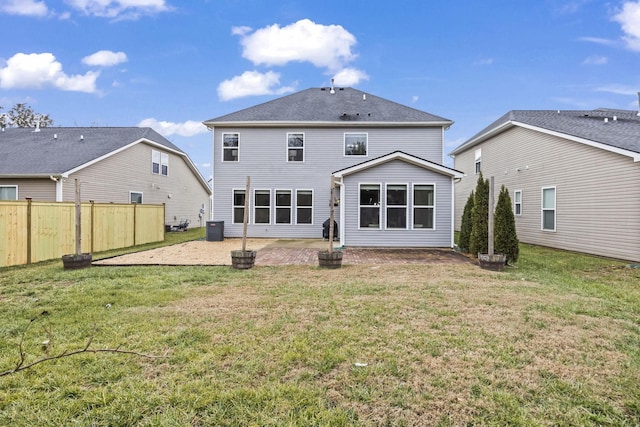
top-left (152, 150), bottom-right (168, 176)
top-left (474, 148), bottom-right (482, 174)
top-left (345, 133), bottom-right (368, 156)
top-left (514, 190), bottom-right (522, 216)
top-left (0, 185), bottom-right (17, 200)
top-left (223, 133), bottom-right (239, 162)
top-left (287, 133), bottom-right (304, 162)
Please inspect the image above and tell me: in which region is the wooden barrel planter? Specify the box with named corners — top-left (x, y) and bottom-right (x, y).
top-left (318, 250), bottom-right (343, 269)
top-left (62, 253), bottom-right (93, 270)
top-left (231, 250), bottom-right (256, 270)
top-left (478, 253), bottom-right (507, 271)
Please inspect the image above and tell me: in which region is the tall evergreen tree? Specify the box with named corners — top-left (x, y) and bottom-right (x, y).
top-left (469, 172), bottom-right (489, 257)
top-left (494, 185), bottom-right (519, 263)
top-left (458, 190), bottom-right (474, 252)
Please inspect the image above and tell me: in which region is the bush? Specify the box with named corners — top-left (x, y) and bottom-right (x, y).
top-left (469, 172), bottom-right (489, 257)
top-left (458, 191), bottom-right (474, 252)
top-left (494, 185), bottom-right (519, 263)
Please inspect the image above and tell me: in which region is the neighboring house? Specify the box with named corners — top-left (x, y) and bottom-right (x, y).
top-left (0, 127), bottom-right (211, 228)
top-left (203, 86), bottom-right (463, 247)
top-left (450, 108), bottom-right (640, 262)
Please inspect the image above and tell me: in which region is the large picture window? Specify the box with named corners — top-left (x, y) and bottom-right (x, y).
top-left (223, 133), bottom-right (239, 162)
top-left (386, 184), bottom-right (407, 229)
top-left (275, 190), bottom-right (292, 224)
top-left (287, 133), bottom-right (304, 162)
top-left (345, 133), bottom-right (367, 156)
top-left (296, 190), bottom-right (313, 224)
top-left (359, 184), bottom-right (380, 228)
top-left (232, 190), bottom-right (246, 224)
top-left (413, 184), bottom-right (435, 229)
top-left (0, 185), bottom-right (17, 200)
top-left (254, 189), bottom-right (271, 224)
top-left (542, 187), bottom-right (556, 231)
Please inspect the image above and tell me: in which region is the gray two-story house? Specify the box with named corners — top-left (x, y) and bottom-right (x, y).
top-left (204, 87), bottom-right (463, 248)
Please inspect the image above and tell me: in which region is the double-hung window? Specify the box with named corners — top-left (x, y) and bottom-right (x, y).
top-left (0, 185), bottom-right (17, 200)
top-left (152, 150), bottom-right (168, 176)
top-left (359, 184), bottom-right (381, 228)
top-left (413, 184), bottom-right (435, 229)
top-left (232, 190), bottom-right (246, 224)
top-left (542, 187), bottom-right (556, 231)
top-left (296, 190), bottom-right (313, 224)
top-left (287, 133), bottom-right (304, 162)
top-left (386, 184), bottom-right (407, 229)
top-left (254, 189), bottom-right (271, 224)
top-left (514, 190), bottom-right (522, 216)
top-left (474, 148), bottom-right (482, 174)
top-left (223, 133), bottom-right (239, 162)
top-left (275, 190), bottom-right (292, 224)
top-left (345, 133), bottom-right (367, 156)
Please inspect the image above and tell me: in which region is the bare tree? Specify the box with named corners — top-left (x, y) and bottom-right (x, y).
top-left (0, 103), bottom-right (54, 128)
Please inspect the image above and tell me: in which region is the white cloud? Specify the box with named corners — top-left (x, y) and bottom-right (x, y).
top-left (82, 50), bottom-right (128, 67)
top-left (582, 55), bottom-right (608, 65)
top-left (65, 0), bottom-right (171, 19)
top-left (578, 36), bottom-right (618, 47)
top-left (0, 52), bottom-right (99, 93)
top-left (217, 70), bottom-right (296, 101)
top-left (473, 58), bottom-right (494, 66)
top-left (612, 1), bottom-right (640, 51)
top-left (137, 118), bottom-right (208, 137)
top-left (0, 0), bottom-right (48, 16)
top-left (237, 19), bottom-right (358, 72)
top-left (595, 83), bottom-right (639, 95)
top-left (411, 96), bottom-right (419, 104)
top-left (331, 67), bottom-right (368, 86)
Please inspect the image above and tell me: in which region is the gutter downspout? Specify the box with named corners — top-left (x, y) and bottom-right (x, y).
top-left (50, 175), bottom-right (63, 202)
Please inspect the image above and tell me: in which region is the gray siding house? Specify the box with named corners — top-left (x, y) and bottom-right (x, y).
top-left (204, 87), bottom-right (462, 248)
top-left (450, 108), bottom-right (640, 262)
top-left (0, 127), bottom-right (211, 228)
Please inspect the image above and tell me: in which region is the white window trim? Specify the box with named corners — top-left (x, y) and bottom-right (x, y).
top-left (129, 191), bottom-right (143, 204)
top-left (0, 185), bottom-right (18, 200)
top-left (232, 188), bottom-right (248, 224)
top-left (412, 183), bottom-right (436, 231)
top-left (344, 132), bottom-right (368, 157)
top-left (514, 190), bottom-right (522, 216)
top-left (384, 183), bottom-right (408, 230)
top-left (253, 188), bottom-right (271, 225)
top-left (474, 148), bottom-right (482, 174)
top-left (295, 189), bottom-right (314, 225)
top-left (275, 189), bottom-right (293, 225)
top-left (222, 132), bottom-right (240, 163)
top-left (358, 183), bottom-right (381, 230)
top-left (152, 150), bottom-right (168, 176)
top-left (286, 132), bottom-right (305, 163)
top-left (541, 186), bottom-right (556, 232)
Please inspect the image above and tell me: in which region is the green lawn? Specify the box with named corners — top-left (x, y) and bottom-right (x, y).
top-left (1, 232), bottom-right (639, 426)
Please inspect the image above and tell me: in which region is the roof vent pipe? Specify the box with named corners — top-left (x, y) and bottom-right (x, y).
top-left (613, 116), bottom-right (617, 121)
top-left (80, 135), bottom-right (84, 141)
top-left (54, 134), bottom-right (57, 139)
top-left (604, 117), bottom-right (608, 123)
top-left (330, 78), bottom-right (335, 94)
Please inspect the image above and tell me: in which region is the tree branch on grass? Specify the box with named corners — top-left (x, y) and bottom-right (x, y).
top-left (1, 315), bottom-right (168, 377)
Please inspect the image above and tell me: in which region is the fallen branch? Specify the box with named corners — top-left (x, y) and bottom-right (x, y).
top-left (1, 315), bottom-right (168, 377)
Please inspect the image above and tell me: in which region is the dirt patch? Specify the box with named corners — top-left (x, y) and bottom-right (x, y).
top-left (93, 239), bottom-right (473, 267)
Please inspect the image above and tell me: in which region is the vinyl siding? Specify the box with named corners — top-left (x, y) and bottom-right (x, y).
top-left (341, 160), bottom-right (454, 247)
top-left (0, 179), bottom-right (56, 201)
top-left (59, 143), bottom-right (210, 228)
top-left (213, 126), bottom-right (445, 239)
top-left (454, 126), bottom-right (640, 262)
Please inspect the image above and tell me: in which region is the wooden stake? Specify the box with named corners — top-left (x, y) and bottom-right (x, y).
top-left (328, 175), bottom-right (335, 254)
top-left (488, 176), bottom-right (494, 256)
top-left (75, 179), bottom-right (82, 255)
top-left (242, 176), bottom-right (250, 252)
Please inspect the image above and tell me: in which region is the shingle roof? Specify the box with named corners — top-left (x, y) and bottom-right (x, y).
top-left (0, 127), bottom-right (184, 176)
top-left (450, 109), bottom-right (640, 156)
top-left (204, 87), bottom-right (452, 125)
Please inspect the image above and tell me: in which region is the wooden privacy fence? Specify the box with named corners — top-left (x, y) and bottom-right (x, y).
top-left (0, 200), bottom-right (165, 267)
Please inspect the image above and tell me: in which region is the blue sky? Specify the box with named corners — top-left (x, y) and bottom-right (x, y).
top-left (1, 0), bottom-right (640, 176)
